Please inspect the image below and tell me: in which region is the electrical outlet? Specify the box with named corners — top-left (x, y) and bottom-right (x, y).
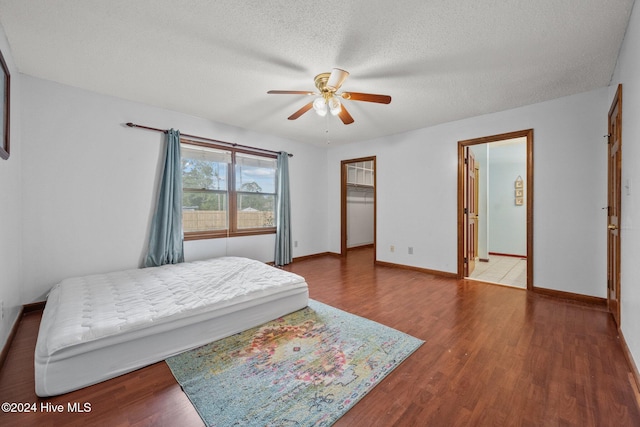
top-left (390, 245), bottom-right (395, 252)
top-left (294, 241), bottom-right (298, 248)
top-left (408, 247), bottom-right (414, 255)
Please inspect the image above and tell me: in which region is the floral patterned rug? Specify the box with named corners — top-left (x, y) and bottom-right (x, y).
top-left (166, 299), bottom-right (423, 426)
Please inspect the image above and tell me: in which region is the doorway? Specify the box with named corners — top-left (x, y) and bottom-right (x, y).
top-left (458, 130), bottom-right (534, 290)
top-left (341, 157), bottom-right (376, 257)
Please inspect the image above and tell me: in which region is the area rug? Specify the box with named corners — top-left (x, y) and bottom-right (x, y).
top-left (166, 299), bottom-right (423, 426)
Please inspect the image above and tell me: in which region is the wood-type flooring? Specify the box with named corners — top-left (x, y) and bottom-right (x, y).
top-left (1, 247), bottom-right (639, 426)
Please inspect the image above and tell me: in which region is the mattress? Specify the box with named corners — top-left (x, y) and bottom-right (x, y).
top-left (35, 257), bottom-right (309, 397)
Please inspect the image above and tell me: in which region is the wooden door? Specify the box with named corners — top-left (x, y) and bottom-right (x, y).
top-left (465, 147), bottom-right (478, 275)
top-left (473, 166), bottom-right (480, 260)
top-left (607, 85), bottom-right (622, 327)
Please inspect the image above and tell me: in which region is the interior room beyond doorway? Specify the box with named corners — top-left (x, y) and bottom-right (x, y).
top-left (464, 137), bottom-right (528, 289)
top-left (341, 157), bottom-right (376, 257)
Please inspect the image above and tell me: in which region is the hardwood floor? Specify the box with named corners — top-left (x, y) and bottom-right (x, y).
top-left (1, 247), bottom-right (639, 426)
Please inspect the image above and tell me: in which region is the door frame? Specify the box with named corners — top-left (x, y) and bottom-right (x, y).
top-left (607, 84), bottom-right (622, 327)
top-left (457, 129), bottom-right (534, 290)
top-left (341, 156), bottom-right (377, 256)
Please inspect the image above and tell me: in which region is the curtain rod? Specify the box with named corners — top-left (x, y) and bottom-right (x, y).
top-left (125, 122), bottom-right (293, 157)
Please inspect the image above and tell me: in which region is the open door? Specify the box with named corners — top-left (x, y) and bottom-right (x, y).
top-left (607, 84), bottom-right (622, 327)
top-left (464, 147), bottom-right (479, 276)
top-left (458, 129), bottom-right (533, 290)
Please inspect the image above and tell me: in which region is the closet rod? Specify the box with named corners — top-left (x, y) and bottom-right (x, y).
top-left (125, 122), bottom-right (293, 157)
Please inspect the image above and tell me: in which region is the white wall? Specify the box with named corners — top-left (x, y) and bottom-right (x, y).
top-left (20, 76), bottom-right (327, 303)
top-left (610, 0), bottom-right (640, 377)
top-left (488, 142), bottom-right (527, 256)
top-left (0, 23), bottom-right (22, 350)
top-left (327, 86), bottom-right (609, 298)
top-left (347, 187), bottom-right (374, 248)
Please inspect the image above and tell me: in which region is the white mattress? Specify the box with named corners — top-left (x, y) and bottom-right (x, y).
top-left (35, 257), bottom-right (309, 397)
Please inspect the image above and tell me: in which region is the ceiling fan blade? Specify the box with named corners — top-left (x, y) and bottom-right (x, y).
top-left (268, 90), bottom-right (315, 95)
top-left (341, 92), bottom-right (392, 104)
top-left (338, 105), bottom-right (354, 125)
top-left (288, 102), bottom-right (314, 120)
top-left (326, 68), bottom-right (350, 91)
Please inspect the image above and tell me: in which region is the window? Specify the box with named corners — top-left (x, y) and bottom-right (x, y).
top-left (235, 153), bottom-right (277, 230)
top-left (181, 140), bottom-right (277, 240)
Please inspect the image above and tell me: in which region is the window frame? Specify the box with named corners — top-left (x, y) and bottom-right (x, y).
top-left (181, 138), bottom-right (278, 241)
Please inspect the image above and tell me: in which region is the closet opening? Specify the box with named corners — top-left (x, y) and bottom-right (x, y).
top-left (341, 157), bottom-right (376, 259)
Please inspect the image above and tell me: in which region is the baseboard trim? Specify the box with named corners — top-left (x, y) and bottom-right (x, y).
top-left (619, 329), bottom-right (640, 407)
top-left (268, 252), bottom-right (342, 267)
top-left (489, 252), bottom-right (527, 259)
top-left (375, 260), bottom-right (458, 278)
top-left (532, 287), bottom-right (607, 308)
top-left (292, 252), bottom-right (341, 262)
top-left (0, 306), bottom-right (24, 372)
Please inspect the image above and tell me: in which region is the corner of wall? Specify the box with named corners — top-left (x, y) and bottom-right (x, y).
top-left (0, 22), bottom-right (23, 353)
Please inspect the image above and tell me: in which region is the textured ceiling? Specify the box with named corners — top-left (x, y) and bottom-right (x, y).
top-left (0, 0), bottom-right (634, 146)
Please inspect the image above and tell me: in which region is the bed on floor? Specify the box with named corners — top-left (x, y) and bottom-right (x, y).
top-left (34, 256), bottom-right (309, 397)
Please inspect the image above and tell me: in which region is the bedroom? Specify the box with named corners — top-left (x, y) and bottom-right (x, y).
top-left (1, 1), bottom-right (640, 425)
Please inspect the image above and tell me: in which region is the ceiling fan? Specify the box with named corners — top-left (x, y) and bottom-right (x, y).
top-left (267, 68), bottom-right (391, 125)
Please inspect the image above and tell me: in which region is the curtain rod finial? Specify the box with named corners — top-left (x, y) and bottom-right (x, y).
top-left (126, 122), bottom-right (135, 127)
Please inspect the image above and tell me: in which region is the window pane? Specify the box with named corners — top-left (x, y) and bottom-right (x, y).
top-left (237, 193), bottom-right (275, 229)
top-left (235, 154), bottom-right (276, 194)
top-left (182, 157), bottom-right (228, 191)
top-left (181, 144), bottom-right (232, 164)
top-left (182, 191), bottom-right (228, 232)
top-left (181, 144), bottom-right (230, 234)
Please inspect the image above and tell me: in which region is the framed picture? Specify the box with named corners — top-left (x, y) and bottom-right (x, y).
top-left (515, 189), bottom-right (524, 197)
top-left (515, 197), bottom-right (524, 206)
top-left (0, 47), bottom-right (10, 160)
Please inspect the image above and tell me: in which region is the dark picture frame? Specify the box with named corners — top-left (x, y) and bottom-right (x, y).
top-left (0, 47), bottom-right (10, 160)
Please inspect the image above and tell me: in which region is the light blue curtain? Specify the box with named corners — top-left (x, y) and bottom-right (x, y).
top-left (144, 129), bottom-right (184, 267)
top-left (274, 152), bottom-right (292, 266)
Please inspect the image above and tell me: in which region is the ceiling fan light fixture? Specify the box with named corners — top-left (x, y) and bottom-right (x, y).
top-left (328, 97), bottom-right (341, 115)
top-left (326, 68), bottom-right (349, 91)
top-left (313, 97), bottom-right (328, 116)
top-left (267, 68), bottom-right (391, 124)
